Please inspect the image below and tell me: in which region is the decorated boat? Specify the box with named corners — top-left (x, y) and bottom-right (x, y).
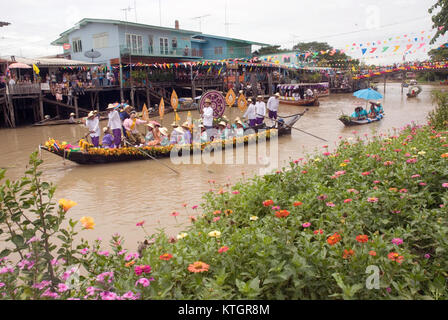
top-left (338, 114), bottom-right (385, 126)
top-left (406, 86), bottom-right (422, 98)
top-left (40, 115), bottom-right (300, 165)
top-left (278, 82), bottom-right (329, 97)
top-left (279, 96), bottom-right (319, 106)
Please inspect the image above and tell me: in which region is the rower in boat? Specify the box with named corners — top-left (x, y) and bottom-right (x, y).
top-left (374, 101), bottom-right (384, 117)
top-left (107, 104), bottom-right (123, 148)
top-left (69, 113), bottom-right (76, 123)
top-left (199, 125), bottom-right (208, 143)
top-left (181, 121), bottom-right (192, 144)
top-left (234, 120), bottom-right (245, 138)
top-left (86, 111), bottom-right (100, 148)
top-left (159, 127), bottom-right (170, 146)
top-left (243, 98), bottom-right (257, 127)
top-left (102, 127), bottom-right (114, 149)
top-left (255, 95), bottom-right (266, 125)
top-left (351, 107), bottom-right (368, 121)
top-left (201, 98), bottom-right (216, 140)
top-left (267, 92), bottom-right (280, 120)
top-left (217, 121), bottom-right (231, 140)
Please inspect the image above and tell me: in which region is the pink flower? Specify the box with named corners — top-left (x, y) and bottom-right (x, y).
top-left (96, 271), bottom-right (114, 283)
top-left (302, 222), bottom-right (311, 228)
top-left (80, 248), bottom-right (89, 255)
top-left (0, 283), bottom-right (5, 288)
top-left (399, 189), bottom-right (408, 193)
top-left (98, 251), bottom-right (109, 257)
top-left (32, 280), bottom-right (51, 290)
top-left (323, 152), bottom-right (331, 156)
top-left (26, 236), bottom-right (39, 244)
top-left (419, 182), bottom-right (427, 186)
top-left (100, 291), bottom-right (118, 300)
top-left (411, 174), bottom-right (421, 178)
top-left (122, 291), bottom-right (139, 300)
top-left (367, 197), bottom-right (379, 203)
top-left (404, 153), bottom-right (411, 157)
top-left (192, 205), bottom-right (199, 210)
top-left (135, 277), bottom-right (154, 288)
top-left (118, 249), bottom-right (127, 255)
top-left (136, 221), bottom-right (145, 227)
top-left (134, 265), bottom-right (152, 276)
top-left (57, 283), bottom-right (69, 293)
top-left (373, 180), bottom-right (380, 184)
top-left (272, 206), bottom-right (280, 210)
top-left (344, 199), bottom-right (352, 203)
top-left (406, 158), bottom-right (418, 164)
top-left (442, 183), bottom-right (448, 188)
top-left (171, 211), bottom-right (180, 217)
top-left (391, 238), bottom-right (403, 246)
top-left (125, 253), bottom-right (139, 261)
top-left (213, 217), bottom-right (221, 222)
top-left (361, 171), bottom-right (371, 176)
top-left (326, 202), bottom-right (335, 207)
top-left (218, 246), bottom-right (229, 253)
top-left (41, 289), bottom-right (59, 299)
top-left (232, 191), bottom-right (240, 195)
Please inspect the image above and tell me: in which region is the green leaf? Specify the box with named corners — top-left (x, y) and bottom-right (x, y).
top-left (11, 235), bottom-right (25, 247)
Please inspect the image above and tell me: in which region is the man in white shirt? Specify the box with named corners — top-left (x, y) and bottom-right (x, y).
top-left (8, 78), bottom-right (16, 86)
top-left (243, 98), bottom-right (257, 127)
top-left (86, 111), bottom-right (100, 147)
top-left (202, 98), bottom-right (215, 140)
top-left (305, 88), bottom-right (314, 99)
top-left (267, 92), bottom-right (280, 120)
top-left (107, 104), bottom-right (122, 148)
top-left (255, 95), bottom-right (266, 125)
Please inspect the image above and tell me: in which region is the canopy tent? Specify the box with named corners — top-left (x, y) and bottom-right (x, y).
top-left (277, 82), bottom-right (329, 90)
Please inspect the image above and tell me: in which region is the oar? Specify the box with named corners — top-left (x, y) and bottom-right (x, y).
top-left (261, 110), bottom-right (329, 142)
top-left (123, 140), bottom-right (180, 175)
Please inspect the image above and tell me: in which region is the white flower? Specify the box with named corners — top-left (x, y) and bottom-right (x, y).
top-left (250, 216), bottom-right (259, 221)
top-left (177, 232), bottom-right (188, 240)
top-left (208, 230), bottom-right (221, 238)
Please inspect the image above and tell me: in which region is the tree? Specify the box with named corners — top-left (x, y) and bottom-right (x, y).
top-left (429, 1), bottom-right (448, 44)
top-left (252, 45), bottom-right (289, 56)
top-left (428, 46), bottom-right (448, 61)
top-left (293, 42), bottom-right (359, 69)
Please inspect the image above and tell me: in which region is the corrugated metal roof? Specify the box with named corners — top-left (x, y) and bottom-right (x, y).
top-left (5, 57), bottom-right (99, 67)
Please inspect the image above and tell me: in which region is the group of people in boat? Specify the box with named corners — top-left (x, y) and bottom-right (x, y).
top-left (350, 101), bottom-right (384, 121)
top-left (84, 93), bottom-right (282, 149)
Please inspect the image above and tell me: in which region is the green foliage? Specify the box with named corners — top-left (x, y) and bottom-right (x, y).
top-left (252, 45), bottom-right (289, 56)
top-left (429, 90), bottom-right (448, 128)
top-left (429, 0), bottom-right (448, 44)
top-left (2, 124), bottom-right (448, 300)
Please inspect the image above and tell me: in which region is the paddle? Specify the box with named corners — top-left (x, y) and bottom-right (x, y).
top-left (123, 139), bottom-right (180, 175)
top-left (261, 109), bottom-right (329, 142)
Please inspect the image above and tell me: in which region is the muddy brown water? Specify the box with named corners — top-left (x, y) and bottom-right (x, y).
top-left (0, 83), bottom-right (445, 251)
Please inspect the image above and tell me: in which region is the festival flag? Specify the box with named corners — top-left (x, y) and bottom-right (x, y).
top-left (382, 46), bottom-right (389, 52)
top-left (237, 94), bottom-right (247, 112)
top-left (393, 45), bottom-right (400, 52)
top-left (159, 98), bottom-right (165, 120)
top-left (33, 64), bottom-right (40, 75)
top-left (187, 111), bottom-right (192, 126)
top-left (218, 67), bottom-right (223, 75)
top-left (226, 88), bottom-right (236, 107)
top-left (174, 111), bottom-right (181, 124)
top-left (361, 48), bottom-right (367, 55)
top-left (370, 48), bottom-right (377, 54)
top-left (406, 44), bottom-right (413, 51)
top-left (171, 89), bottom-right (179, 111)
top-left (141, 104), bottom-right (149, 122)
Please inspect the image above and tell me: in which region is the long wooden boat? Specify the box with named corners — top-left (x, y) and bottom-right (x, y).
top-left (33, 116), bottom-right (108, 127)
top-left (339, 114), bottom-right (385, 126)
top-left (40, 115), bottom-right (300, 165)
top-left (279, 96), bottom-right (319, 106)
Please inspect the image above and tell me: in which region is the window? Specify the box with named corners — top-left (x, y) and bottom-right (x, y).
top-left (160, 37), bottom-right (169, 55)
top-left (93, 33), bottom-right (109, 49)
top-left (214, 47), bottom-right (223, 55)
top-left (228, 47), bottom-right (234, 54)
top-left (283, 56), bottom-right (291, 63)
top-left (148, 35), bottom-right (154, 54)
top-left (192, 48), bottom-right (197, 56)
top-left (72, 38), bottom-right (82, 53)
top-left (126, 33), bottom-right (143, 55)
top-left (172, 37), bottom-right (177, 50)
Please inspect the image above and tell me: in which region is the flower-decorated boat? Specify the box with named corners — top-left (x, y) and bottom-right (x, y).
top-left (279, 96), bottom-right (319, 106)
top-left (338, 114), bottom-right (385, 126)
top-left (40, 115), bottom-right (301, 165)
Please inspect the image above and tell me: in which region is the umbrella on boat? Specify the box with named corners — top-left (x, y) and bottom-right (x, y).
top-left (8, 62), bottom-right (32, 69)
top-left (353, 88), bottom-right (383, 100)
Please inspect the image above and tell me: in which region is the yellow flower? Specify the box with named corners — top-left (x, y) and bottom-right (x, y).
top-left (250, 216), bottom-right (259, 221)
top-left (314, 158), bottom-right (321, 162)
top-left (418, 151), bottom-right (426, 156)
top-left (177, 232), bottom-right (188, 240)
top-left (208, 230), bottom-right (221, 238)
top-left (340, 163), bottom-right (347, 167)
top-left (59, 199), bottom-right (77, 212)
top-left (80, 216), bottom-right (95, 230)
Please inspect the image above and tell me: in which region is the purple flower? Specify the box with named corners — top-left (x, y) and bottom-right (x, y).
top-left (122, 291), bottom-right (139, 300)
top-left (96, 271), bottom-right (114, 283)
top-left (272, 206), bottom-right (280, 210)
top-left (100, 291), bottom-right (118, 300)
top-left (125, 253), bottom-right (139, 262)
top-left (41, 288), bottom-right (59, 299)
top-left (0, 282), bottom-right (5, 288)
top-left (135, 277), bottom-right (154, 288)
top-left (386, 288), bottom-right (392, 293)
top-left (391, 238), bottom-right (403, 246)
top-left (32, 280), bottom-right (51, 290)
top-left (98, 250), bottom-right (109, 257)
top-left (80, 248), bottom-right (89, 255)
top-left (0, 266), bottom-right (14, 274)
top-left (57, 283), bottom-right (69, 293)
top-left (424, 254), bottom-right (431, 259)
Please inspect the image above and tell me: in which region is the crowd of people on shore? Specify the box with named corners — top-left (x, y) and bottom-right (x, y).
top-left (84, 93), bottom-right (282, 149)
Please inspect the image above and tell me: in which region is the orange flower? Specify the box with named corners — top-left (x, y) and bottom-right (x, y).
top-left (387, 252), bottom-right (404, 264)
top-left (125, 260), bottom-right (136, 267)
top-left (441, 153), bottom-right (448, 158)
top-left (275, 210), bottom-right (290, 218)
top-left (263, 200), bottom-right (274, 207)
top-left (356, 235), bottom-right (369, 243)
top-left (342, 249), bottom-right (355, 259)
top-left (293, 201), bottom-right (303, 207)
top-left (79, 216), bottom-right (95, 230)
top-left (369, 251), bottom-right (377, 256)
top-left (213, 210), bottom-right (222, 215)
top-left (59, 198), bottom-right (77, 212)
top-left (159, 253), bottom-right (173, 261)
top-left (224, 209), bottom-right (233, 216)
top-left (187, 261), bottom-right (210, 273)
top-left (327, 233), bottom-right (342, 245)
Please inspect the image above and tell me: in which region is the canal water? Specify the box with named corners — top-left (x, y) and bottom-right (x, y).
top-left (0, 83), bottom-right (444, 251)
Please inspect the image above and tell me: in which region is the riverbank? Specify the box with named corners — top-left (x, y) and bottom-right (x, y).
top-left (1, 121), bottom-right (447, 299)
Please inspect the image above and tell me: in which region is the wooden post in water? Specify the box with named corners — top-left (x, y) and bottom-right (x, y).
top-left (39, 93), bottom-right (44, 121)
top-left (146, 87), bottom-right (150, 109)
top-left (74, 96), bottom-right (79, 118)
top-left (383, 74), bottom-right (386, 94)
top-left (96, 92), bottom-right (100, 112)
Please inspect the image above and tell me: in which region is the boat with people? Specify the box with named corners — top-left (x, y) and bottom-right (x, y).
top-left (339, 114), bottom-right (385, 126)
top-left (40, 115), bottom-right (300, 165)
top-left (406, 85), bottom-right (422, 98)
top-left (277, 82), bottom-right (328, 102)
top-left (339, 102), bottom-right (385, 126)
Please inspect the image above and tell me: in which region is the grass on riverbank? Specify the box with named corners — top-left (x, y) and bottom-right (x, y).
top-left (1, 123), bottom-right (448, 300)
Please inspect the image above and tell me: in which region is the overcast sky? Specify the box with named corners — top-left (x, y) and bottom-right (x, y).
top-left (0, 0), bottom-right (446, 65)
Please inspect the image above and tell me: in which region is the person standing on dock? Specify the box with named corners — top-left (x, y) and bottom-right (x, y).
top-left (86, 111), bottom-right (100, 148)
top-left (267, 93), bottom-right (280, 120)
top-left (107, 104), bottom-right (123, 148)
top-left (243, 98), bottom-right (257, 127)
top-left (255, 95), bottom-right (266, 125)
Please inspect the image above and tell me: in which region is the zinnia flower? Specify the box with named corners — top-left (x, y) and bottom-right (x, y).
top-left (250, 216), bottom-right (258, 221)
top-left (442, 183), bottom-right (448, 188)
top-left (159, 253), bottom-right (173, 261)
top-left (218, 246), bottom-right (229, 253)
top-left (369, 251), bottom-right (377, 256)
top-left (171, 211), bottom-right (180, 217)
top-left (327, 233), bottom-right (342, 245)
top-left (326, 202), bottom-right (335, 207)
top-left (356, 235), bottom-right (369, 243)
top-left (302, 222), bottom-right (311, 228)
top-left (388, 252), bottom-right (404, 263)
top-left (80, 216), bottom-right (95, 230)
top-left (177, 232), bottom-right (188, 240)
top-left (136, 221), bottom-right (145, 227)
top-left (391, 238), bottom-right (403, 245)
top-left (314, 229), bottom-right (323, 235)
top-left (187, 261), bottom-right (210, 273)
top-left (275, 210), bottom-right (290, 218)
top-left (367, 197), bottom-right (378, 203)
top-left (293, 201), bottom-right (303, 207)
top-left (344, 199), bottom-right (352, 203)
top-left (59, 199), bottom-right (77, 212)
top-left (208, 230), bottom-right (221, 238)
top-left (342, 249), bottom-right (355, 259)
top-left (135, 277), bottom-right (154, 287)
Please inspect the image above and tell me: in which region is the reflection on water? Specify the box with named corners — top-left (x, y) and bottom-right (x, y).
top-left (0, 83), bottom-right (445, 250)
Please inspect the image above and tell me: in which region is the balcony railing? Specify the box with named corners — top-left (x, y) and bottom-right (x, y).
top-left (120, 45), bottom-right (203, 59)
top-left (7, 83), bottom-right (41, 95)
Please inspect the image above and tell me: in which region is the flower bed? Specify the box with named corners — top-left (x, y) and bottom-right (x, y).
top-left (2, 124), bottom-right (448, 300)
